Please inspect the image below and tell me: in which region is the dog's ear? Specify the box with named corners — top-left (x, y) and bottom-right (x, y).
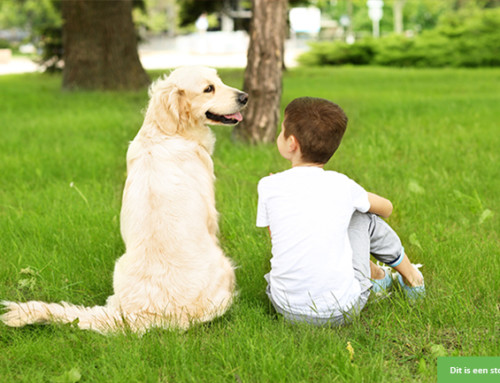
top-left (146, 84), bottom-right (193, 135)
top-left (165, 87), bottom-right (193, 134)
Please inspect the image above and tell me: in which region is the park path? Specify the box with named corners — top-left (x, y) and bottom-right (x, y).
top-left (0, 35), bottom-right (308, 75)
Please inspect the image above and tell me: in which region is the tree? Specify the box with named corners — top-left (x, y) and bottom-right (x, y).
top-left (393, 0), bottom-right (405, 33)
top-left (178, 0), bottom-right (220, 27)
top-left (233, 0), bottom-right (288, 144)
top-left (62, 0), bottom-right (149, 90)
top-left (0, 0), bottom-right (61, 37)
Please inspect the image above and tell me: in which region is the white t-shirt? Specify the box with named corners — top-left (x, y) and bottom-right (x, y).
top-left (256, 167), bottom-right (370, 318)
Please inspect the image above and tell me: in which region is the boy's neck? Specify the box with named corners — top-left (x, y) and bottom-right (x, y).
top-left (288, 144), bottom-right (324, 168)
top-left (291, 160), bottom-right (324, 169)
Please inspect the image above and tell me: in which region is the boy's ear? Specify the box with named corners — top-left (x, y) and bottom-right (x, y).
top-left (288, 134), bottom-right (299, 152)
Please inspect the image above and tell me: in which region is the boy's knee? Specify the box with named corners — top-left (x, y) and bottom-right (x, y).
top-left (349, 211), bottom-right (372, 231)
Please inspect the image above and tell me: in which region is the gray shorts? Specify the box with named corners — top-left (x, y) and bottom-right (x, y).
top-left (266, 211), bottom-right (404, 326)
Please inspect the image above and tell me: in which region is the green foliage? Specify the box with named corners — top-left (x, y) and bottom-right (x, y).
top-left (311, 0), bottom-right (494, 36)
top-left (178, 0), bottom-right (221, 27)
top-left (377, 8), bottom-right (500, 67)
top-left (299, 8), bottom-right (500, 68)
top-left (133, 0), bottom-right (176, 34)
top-left (299, 39), bottom-right (376, 66)
top-left (0, 0), bottom-right (61, 36)
top-left (0, 68), bottom-right (499, 381)
top-left (0, 39), bottom-right (11, 49)
top-left (38, 26), bottom-right (63, 73)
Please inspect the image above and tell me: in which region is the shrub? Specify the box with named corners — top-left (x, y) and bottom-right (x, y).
top-left (298, 40), bottom-right (375, 66)
top-left (373, 34), bottom-right (419, 67)
top-left (0, 39), bottom-right (11, 49)
top-left (38, 26), bottom-right (63, 73)
top-left (298, 8), bottom-right (500, 68)
top-left (374, 31), bottom-right (457, 67)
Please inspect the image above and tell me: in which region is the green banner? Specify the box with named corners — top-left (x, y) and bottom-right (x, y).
top-left (438, 357), bottom-right (500, 383)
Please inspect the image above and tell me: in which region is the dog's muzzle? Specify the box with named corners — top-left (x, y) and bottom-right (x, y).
top-left (205, 92), bottom-right (248, 125)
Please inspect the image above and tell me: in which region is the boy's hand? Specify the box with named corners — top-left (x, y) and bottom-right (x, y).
top-left (367, 192), bottom-right (393, 218)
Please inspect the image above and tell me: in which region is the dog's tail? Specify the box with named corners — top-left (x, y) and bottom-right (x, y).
top-left (0, 300), bottom-right (127, 334)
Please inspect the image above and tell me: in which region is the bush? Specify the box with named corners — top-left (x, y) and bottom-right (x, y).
top-left (298, 40), bottom-right (375, 66)
top-left (0, 39), bottom-right (12, 49)
top-left (38, 26), bottom-right (63, 73)
top-left (373, 34), bottom-right (419, 67)
top-left (298, 8), bottom-right (500, 68)
top-left (374, 31), bottom-right (457, 67)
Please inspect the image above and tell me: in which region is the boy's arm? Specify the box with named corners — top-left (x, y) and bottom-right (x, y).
top-left (367, 192), bottom-right (393, 218)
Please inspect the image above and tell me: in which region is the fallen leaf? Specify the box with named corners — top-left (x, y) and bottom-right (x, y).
top-left (51, 367), bottom-right (81, 383)
top-left (409, 180), bottom-right (425, 194)
top-left (346, 341), bottom-right (355, 363)
top-left (478, 209), bottom-right (493, 225)
top-left (20, 267), bottom-right (37, 275)
top-left (418, 358), bottom-right (428, 375)
top-left (430, 344), bottom-right (448, 358)
top-left (409, 233), bottom-right (423, 251)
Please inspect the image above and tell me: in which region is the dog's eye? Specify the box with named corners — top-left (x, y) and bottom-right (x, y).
top-left (204, 85), bottom-right (214, 93)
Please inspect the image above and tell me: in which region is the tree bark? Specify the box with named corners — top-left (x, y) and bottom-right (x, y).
top-left (393, 0), bottom-right (405, 34)
top-left (62, 0), bottom-right (150, 90)
top-left (233, 0), bottom-right (288, 144)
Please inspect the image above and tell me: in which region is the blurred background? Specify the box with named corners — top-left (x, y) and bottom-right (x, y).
top-left (1, 0), bottom-right (498, 74)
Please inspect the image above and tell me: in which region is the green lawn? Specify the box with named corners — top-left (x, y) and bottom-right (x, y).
top-left (0, 67), bottom-right (498, 382)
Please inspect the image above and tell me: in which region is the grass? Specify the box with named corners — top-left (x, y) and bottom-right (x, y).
top-left (0, 67), bottom-right (499, 382)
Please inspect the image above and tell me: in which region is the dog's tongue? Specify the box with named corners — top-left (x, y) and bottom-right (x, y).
top-left (224, 112), bottom-right (243, 121)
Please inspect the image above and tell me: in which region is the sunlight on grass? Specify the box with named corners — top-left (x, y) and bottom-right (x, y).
top-left (0, 68), bottom-right (498, 382)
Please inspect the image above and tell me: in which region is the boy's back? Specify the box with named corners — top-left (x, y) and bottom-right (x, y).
top-left (257, 97), bottom-right (425, 326)
top-left (257, 166), bottom-right (370, 317)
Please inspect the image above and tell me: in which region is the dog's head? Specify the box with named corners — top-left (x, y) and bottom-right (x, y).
top-left (146, 67), bottom-right (248, 135)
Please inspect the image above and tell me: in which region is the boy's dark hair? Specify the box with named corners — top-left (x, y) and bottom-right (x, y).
top-left (283, 97), bottom-right (348, 164)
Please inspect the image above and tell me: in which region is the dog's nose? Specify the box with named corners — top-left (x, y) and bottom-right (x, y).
top-left (238, 92), bottom-right (248, 105)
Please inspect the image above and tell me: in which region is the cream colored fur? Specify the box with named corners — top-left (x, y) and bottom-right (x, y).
top-left (1, 67), bottom-right (247, 334)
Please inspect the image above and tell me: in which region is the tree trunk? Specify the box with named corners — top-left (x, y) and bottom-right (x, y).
top-left (393, 0), bottom-right (405, 34)
top-left (233, 0), bottom-right (288, 144)
top-left (62, 0), bottom-right (150, 90)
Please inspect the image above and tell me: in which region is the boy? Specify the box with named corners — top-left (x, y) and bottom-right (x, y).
top-left (256, 97), bottom-right (425, 326)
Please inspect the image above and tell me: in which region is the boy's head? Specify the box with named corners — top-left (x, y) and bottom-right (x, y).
top-left (282, 97), bottom-right (348, 165)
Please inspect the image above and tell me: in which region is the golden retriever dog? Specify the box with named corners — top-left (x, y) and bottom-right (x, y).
top-left (1, 66), bottom-right (248, 333)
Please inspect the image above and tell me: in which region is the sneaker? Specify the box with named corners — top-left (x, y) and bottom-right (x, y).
top-left (397, 264), bottom-right (425, 300)
top-left (371, 266), bottom-right (394, 294)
